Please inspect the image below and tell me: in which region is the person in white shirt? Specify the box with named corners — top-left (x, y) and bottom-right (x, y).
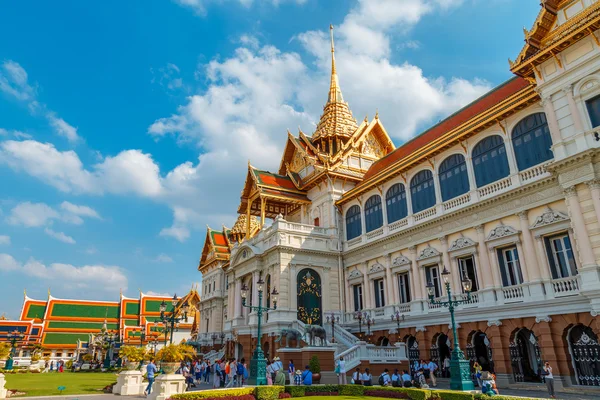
top-left (380, 369), bottom-right (391, 386)
top-left (336, 356), bottom-right (347, 384)
top-left (361, 368), bottom-right (372, 386)
top-left (426, 359), bottom-right (438, 387)
top-left (352, 368), bottom-right (362, 385)
top-left (543, 362), bottom-right (555, 398)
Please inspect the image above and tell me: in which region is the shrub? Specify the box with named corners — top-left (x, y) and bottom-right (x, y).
top-left (278, 394), bottom-right (291, 399)
top-left (172, 388), bottom-right (255, 399)
top-left (436, 391), bottom-right (474, 400)
top-left (255, 386), bottom-right (284, 400)
top-left (156, 344), bottom-right (196, 362)
top-left (375, 387), bottom-right (434, 400)
top-left (120, 345), bottom-right (147, 362)
top-left (365, 389), bottom-right (410, 399)
top-left (308, 355), bottom-right (321, 374)
top-left (82, 354), bottom-right (93, 362)
top-left (339, 384), bottom-right (365, 396)
top-left (474, 396), bottom-right (550, 400)
top-left (304, 384), bottom-right (339, 394)
top-left (284, 386), bottom-right (305, 397)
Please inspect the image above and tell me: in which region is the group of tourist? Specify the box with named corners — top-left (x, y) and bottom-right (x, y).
top-left (42, 359), bottom-right (65, 373)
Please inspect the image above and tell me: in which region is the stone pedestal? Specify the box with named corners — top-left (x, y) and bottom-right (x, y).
top-left (147, 374), bottom-right (186, 400)
top-left (0, 373), bottom-right (8, 399)
top-left (113, 370), bottom-right (145, 396)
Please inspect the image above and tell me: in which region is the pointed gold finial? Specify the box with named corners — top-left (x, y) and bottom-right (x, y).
top-left (24, 288), bottom-right (27, 299)
top-left (375, 109), bottom-right (379, 120)
top-left (47, 287), bottom-right (51, 298)
top-left (364, 115), bottom-right (368, 123)
top-left (327, 24), bottom-right (343, 104)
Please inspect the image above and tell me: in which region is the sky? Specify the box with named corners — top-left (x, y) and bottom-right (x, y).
top-left (0, 0), bottom-right (541, 318)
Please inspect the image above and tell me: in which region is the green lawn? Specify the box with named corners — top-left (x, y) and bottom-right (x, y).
top-left (4, 372), bottom-right (118, 397)
top-left (294, 398), bottom-right (396, 400)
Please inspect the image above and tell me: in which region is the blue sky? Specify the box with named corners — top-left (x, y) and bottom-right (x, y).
top-left (0, 0), bottom-right (540, 318)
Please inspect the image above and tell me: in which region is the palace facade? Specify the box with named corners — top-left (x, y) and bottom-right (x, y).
top-left (0, 290), bottom-right (200, 365)
top-left (198, 1), bottom-right (600, 389)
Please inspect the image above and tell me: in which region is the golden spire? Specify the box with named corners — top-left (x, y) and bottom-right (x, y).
top-left (313, 24), bottom-right (358, 142)
top-left (328, 24), bottom-right (343, 104)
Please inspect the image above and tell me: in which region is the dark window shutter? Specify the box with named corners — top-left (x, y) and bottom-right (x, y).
top-left (406, 274), bottom-right (411, 303)
top-left (544, 237), bottom-right (559, 279)
top-left (496, 249), bottom-right (509, 286)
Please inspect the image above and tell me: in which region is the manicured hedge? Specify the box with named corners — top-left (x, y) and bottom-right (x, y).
top-left (304, 385), bottom-right (339, 394)
top-left (364, 389), bottom-right (410, 399)
top-left (171, 388), bottom-right (255, 399)
top-left (284, 386), bottom-right (306, 397)
top-left (474, 395), bottom-right (550, 400)
top-left (255, 386), bottom-right (284, 400)
top-left (338, 384), bottom-right (365, 396)
top-left (435, 390), bottom-right (474, 400)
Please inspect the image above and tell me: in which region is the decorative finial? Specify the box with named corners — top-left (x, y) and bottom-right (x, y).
top-left (47, 287), bottom-right (51, 298)
top-left (364, 115), bottom-right (368, 123)
top-left (375, 109), bottom-right (379, 120)
top-left (523, 26), bottom-right (529, 38)
top-left (24, 288), bottom-right (27, 299)
top-left (330, 24), bottom-right (335, 54)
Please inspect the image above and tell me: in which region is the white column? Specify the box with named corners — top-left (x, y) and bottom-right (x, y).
top-left (345, 276), bottom-right (352, 313)
top-left (386, 254), bottom-right (396, 305)
top-left (517, 211), bottom-right (542, 282)
top-left (515, 240), bottom-right (530, 283)
top-left (586, 180), bottom-right (600, 227)
top-left (504, 135), bottom-right (518, 175)
top-left (534, 234), bottom-right (552, 280)
top-left (405, 183), bottom-right (414, 215)
top-left (234, 279), bottom-right (242, 318)
top-left (382, 190), bottom-right (389, 226)
top-left (465, 154), bottom-right (478, 198)
top-left (563, 85), bottom-right (588, 152)
top-left (290, 264), bottom-right (298, 310)
top-left (409, 246), bottom-right (423, 300)
top-left (252, 271), bottom-right (259, 307)
top-left (564, 186), bottom-right (596, 268)
top-left (541, 97), bottom-right (565, 159)
top-left (475, 225), bottom-right (493, 289)
top-left (362, 263), bottom-right (372, 309)
top-left (439, 236), bottom-right (459, 292)
top-left (488, 246), bottom-right (503, 288)
top-left (433, 169), bottom-right (443, 205)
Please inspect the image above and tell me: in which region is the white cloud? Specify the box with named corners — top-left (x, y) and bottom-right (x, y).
top-left (145, 290), bottom-right (172, 297)
top-left (0, 253), bottom-right (20, 271)
top-left (47, 114), bottom-right (79, 143)
top-left (153, 253), bottom-right (174, 263)
top-left (0, 60), bottom-right (79, 142)
top-left (6, 255), bottom-right (129, 291)
top-left (7, 202), bottom-right (59, 227)
top-left (160, 226), bottom-right (190, 242)
top-left (60, 201), bottom-right (101, 219)
top-left (44, 228), bottom-right (76, 244)
top-left (0, 235), bottom-right (10, 245)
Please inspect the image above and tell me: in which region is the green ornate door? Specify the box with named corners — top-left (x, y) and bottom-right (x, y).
top-left (297, 268), bottom-right (322, 326)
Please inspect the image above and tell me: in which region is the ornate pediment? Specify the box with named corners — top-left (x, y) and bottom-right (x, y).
top-left (448, 237), bottom-right (476, 252)
top-left (417, 246), bottom-right (440, 261)
top-left (486, 224), bottom-right (519, 241)
top-left (347, 269), bottom-right (363, 280)
top-left (368, 263), bottom-right (385, 274)
top-left (392, 255), bottom-right (411, 267)
top-left (530, 209), bottom-right (569, 229)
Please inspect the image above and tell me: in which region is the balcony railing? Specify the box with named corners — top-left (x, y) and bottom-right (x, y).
top-left (502, 284), bottom-right (526, 303)
top-left (478, 176), bottom-right (513, 198)
top-left (443, 193), bottom-right (471, 211)
top-left (414, 207), bottom-right (437, 222)
top-left (552, 276), bottom-right (580, 297)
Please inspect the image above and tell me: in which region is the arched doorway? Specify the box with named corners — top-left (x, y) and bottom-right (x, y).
top-left (405, 335), bottom-right (420, 375)
top-left (376, 336), bottom-right (390, 346)
top-left (466, 331), bottom-right (494, 372)
top-left (297, 268), bottom-right (322, 326)
top-left (431, 333), bottom-right (451, 378)
top-left (568, 325), bottom-right (600, 386)
top-left (235, 343), bottom-right (244, 360)
top-left (510, 328), bottom-right (542, 382)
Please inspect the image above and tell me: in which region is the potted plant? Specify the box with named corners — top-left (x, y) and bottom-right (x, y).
top-left (119, 346), bottom-right (147, 370)
top-left (82, 353), bottom-right (94, 363)
top-left (155, 344), bottom-right (196, 374)
top-left (309, 355), bottom-right (321, 383)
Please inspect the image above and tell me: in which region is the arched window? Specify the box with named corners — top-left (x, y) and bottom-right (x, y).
top-left (439, 154), bottom-right (470, 201)
top-left (472, 135), bottom-right (510, 187)
top-left (346, 205), bottom-right (362, 240)
top-left (386, 183), bottom-right (408, 223)
top-left (512, 113), bottom-right (553, 171)
top-left (364, 195), bottom-right (383, 232)
top-left (410, 170), bottom-right (436, 213)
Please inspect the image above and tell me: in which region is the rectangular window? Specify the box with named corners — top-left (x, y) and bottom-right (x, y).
top-left (206, 319), bottom-right (209, 333)
top-left (544, 233), bottom-right (577, 279)
top-left (586, 94), bottom-right (600, 128)
top-left (458, 256), bottom-right (479, 292)
top-left (374, 279), bottom-right (386, 308)
top-left (425, 265), bottom-right (442, 298)
top-left (213, 281), bottom-right (216, 291)
top-left (353, 284), bottom-right (364, 311)
top-left (398, 272), bottom-right (411, 304)
top-left (225, 276), bottom-right (229, 290)
top-left (314, 217), bottom-right (320, 227)
top-left (497, 247), bottom-right (524, 287)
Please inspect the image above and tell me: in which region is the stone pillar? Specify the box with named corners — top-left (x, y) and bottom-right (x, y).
top-left (488, 246), bottom-right (503, 289)
top-left (386, 254), bottom-right (397, 305)
top-left (475, 225), bottom-right (496, 305)
top-left (113, 370), bottom-right (145, 395)
top-left (515, 240), bottom-right (530, 283)
top-left (586, 180), bottom-right (600, 227)
top-left (290, 264), bottom-right (298, 311)
top-left (362, 263), bottom-right (372, 309)
top-left (503, 135), bottom-right (518, 175)
top-left (465, 154), bottom-right (478, 197)
top-left (0, 373), bottom-right (7, 399)
top-left (534, 235), bottom-right (552, 281)
top-left (440, 236), bottom-right (459, 292)
top-left (234, 279), bottom-right (242, 318)
top-left (541, 97), bottom-right (566, 159)
top-left (486, 321), bottom-right (510, 388)
top-left (563, 85), bottom-right (588, 152)
top-left (147, 374), bottom-right (186, 400)
top-left (518, 211), bottom-right (545, 300)
top-left (252, 270), bottom-right (259, 307)
top-left (564, 186), bottom-right (596, 268)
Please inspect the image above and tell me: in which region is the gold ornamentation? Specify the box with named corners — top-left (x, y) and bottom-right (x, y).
top-left (362, 134), bottom-right (384, 158)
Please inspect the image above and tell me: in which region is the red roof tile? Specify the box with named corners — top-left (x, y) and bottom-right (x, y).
top-left (361, 77), bottom-right (530, 183)
top-left (255, 170), bottom-right (299, 191)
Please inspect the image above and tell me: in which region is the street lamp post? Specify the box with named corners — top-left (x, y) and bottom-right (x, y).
top-left (159, 294), bottom-right (189, 345)
top-left (211, 333), bottom-right (218, 348)
top-left (391, 309), bottom-right (405, 340)
top-left (353, 311), bottom-right (364, 337)
top-left (220, 332), bottom-right (225, 346)
top-left (326, 313), bottom-right (339, 343)
top-left (5, 329), bottom-right (25, 370)
top-left (426, 266), bottom-right (474, 391)
top-left (102, 332), bottom-right (117, 369)
top-left (241, 276), bottom-right (278, 386)
top-left (364, 314), bottom-right (375, 339)
top-left (139, 330), bottom-right (146, 349)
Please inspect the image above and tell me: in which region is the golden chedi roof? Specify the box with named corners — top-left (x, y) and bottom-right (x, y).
top-left (230, 214), bottom-right (259, 235)
top-left (312, 25), bottom-right (358, 141)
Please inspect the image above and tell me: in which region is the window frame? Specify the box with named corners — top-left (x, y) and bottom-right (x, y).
top-left (425, 264), bottom-right (442, 298)
top-left (346, 205), bottom-right (362, 240)
top-left (386, 183), bottom-right (408, 223)
top-left (472, 135), bottom-right (510, 187)
top-left (374, 278), bottom-right (386, 308)
top-left (497, 246), bottom-right (524, 287)
top-left (410, 170), bottom-right (436, 214)
top-left (364, 195), bottom-right (384, 232)
top-left (397, 272), bottom-right (411, 304)
top-left (511, 112), bottom-right (553, 171)
top-left (457, 255), bottom-right (479, 292)
top-left (585, 93), bottom-right (600, 128)
top-left (353, 284), bottom-right (364, 312)
top-left (544, 232), bottom-right (578, 279)
top-left (439, 154), bottom-right (470, 202)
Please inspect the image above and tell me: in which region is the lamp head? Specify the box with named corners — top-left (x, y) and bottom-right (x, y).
top-left (462, 276), bottom-right (473, 293)
top-left (271, 287), bottom-right (279, 305)
top-left (159, 300), bottom-right (167, 313)
top-left (426, 281), bottom-right (436, 298)
top-left (441, 266), bottom-right (451, 284)
top-left (182, 301), bottom-right (190, 314)
top-left (257, 277), bottom-right (265, 293)
top-left (172, 294), bottom-right (178, 307)
top-left (241, 283), bottom-right (249, 301)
